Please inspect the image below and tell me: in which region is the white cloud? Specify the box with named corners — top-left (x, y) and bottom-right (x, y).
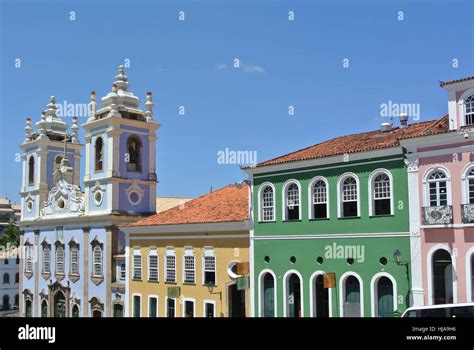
top-left (215, 62), bottom-right (265, 74)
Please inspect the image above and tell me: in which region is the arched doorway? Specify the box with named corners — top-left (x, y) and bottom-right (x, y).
top-left (286, 273), bottom-right (302, 318)
top-left (376, 277), bottom-right (394, 317)
top-left (314, 274), bottom-right (329, 317)
top-left (432, 249), bottom-right (453, 304)
top-left (2, 295), bottom-right (9, 311)
top-left (343, 276), bottom-right (361, 317)
top-left (261, 272), bottom-right (275, 317)
top-left (228, 284), bottom-right (246, 317)
top-left (71, 304), bottom-right (80, 317)
top-left (54, 291), bottom-right (66, 317)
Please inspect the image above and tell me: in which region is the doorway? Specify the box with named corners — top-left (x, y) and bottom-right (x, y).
top-left (228, 284), bottom-right (246, 317)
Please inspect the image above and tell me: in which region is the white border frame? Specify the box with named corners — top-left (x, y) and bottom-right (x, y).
top-left (148, 295), bottom-right (158, 317)
top-left (182, 297), bottom-right (196, 318)
top-left (308, 176), bottom-right (330, 220)
top-left (459, 88), bottom-right (474, 127)
top-left (258, 182), bottom-right (276, 222)
top-left (257, 269), bottom-right (277, 317)
top-left (461, 162), bottom-right (474, 205)
top-left (368, 169), bottom-right (394, 216)
top-left (165, 296), bottom-right (176, 317)
top-left (182, 247), bottom-right (195, 284)
top-left (339, 271), bottom-right (364, 317)
top-left (282, 179), bottom-right (302, 221)
top-left (203, 299), bottom-right (217, 318)
top-left (426, 244), bottom-right (457, 305)
top-left (370, 272), bottom-right (397, 317)
top-left (202, 247), bottom-right (217, 286)
top-left (466, 246), bottom-right (474, 302)
top-left (309, 271), bottom-right (333, 317)
top-left (337, 173), bottom-right (360, 218)
top-left (422, 166), bottom-right (452, 207)
top-left (132, 293), bottom-right (142, 317)
top-left (282, 269), bottom-right (304, 317)
top-left (147, 247), bottom-right (158, 282)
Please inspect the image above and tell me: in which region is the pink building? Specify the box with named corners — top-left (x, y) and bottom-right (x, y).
top-left (401, 76), bottom-right (474, 307)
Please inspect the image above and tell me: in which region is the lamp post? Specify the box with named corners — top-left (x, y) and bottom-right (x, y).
top-left (207, 284), bottom-right (222, 301)
top-left (393, 249), bottom-right (410, 280)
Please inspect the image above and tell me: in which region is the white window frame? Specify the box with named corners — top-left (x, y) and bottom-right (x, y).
top-left (422, 167), bottom-right (452, 207)
top-left (369, 272), bottom-right (397, 317)
top-left (182, 297), bottom-right (196, 318)
top-left (92, 244), bottom-right (103, 277)
top-left (368, 169), bottom-right (394, 216)
top-left (426, 245), bottom-right (457, 305)
top-left (133, 248), bottom-right (142, 280)
top-left (148, 295), bottom-right (158, 317)
top-left (42, 245), bottom-right (51, 274)
top-left (337, 173), bottom-right (360, 218)
top-left (282, 179), bottom-right (302, 221)
top-left (258, 269), bottom-right (278, 317)
top-left (203, 299), bottom-right (216, 318)
top-left (282, 269), bottom-right (304, 317)
top-left (308, 176), bottom-right (329, 219)
top-left (165, 296), bottom-right (176, 317)
top-left (258, 182), bottom-right (276, 222)
top-left (202, 247), bottom-right (216, 286)
top-left (459, 89), bottom-right (474, 127)
top-left (309, 271), bottom-right (333, 317)
top-left (69, 244), bottom-right (79, 276)
top-left (165, 247), bottom-right (176, 283)
top-left (461, 163), bottom-right (474, 205)
top-left (55, 244), bottom-right (65, 275)
top-left (148, 248), bottom-right (159, 282)
top-left (132, 293), bottom-right (142, 317)
top-left (25, 243), bottom-right (33, 273)
top-left (183, 247), bottom-right (195, 284)
top-left (465, 247), bottom-right (474, 302)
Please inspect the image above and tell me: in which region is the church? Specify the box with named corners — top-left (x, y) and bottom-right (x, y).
top-left (19, 66), bottom-right (159, 317)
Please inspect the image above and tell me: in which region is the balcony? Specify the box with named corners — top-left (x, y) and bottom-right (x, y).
top-left (462, 204), bottom-right (474, 224)
top-left (422, 205), bottom-right (453, 225)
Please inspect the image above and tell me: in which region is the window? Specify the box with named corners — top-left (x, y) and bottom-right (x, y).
top-left (432, 249), bottom-right (453, 304)
top-left (56, 244), bottom-right (65, 275)
top-left (261, 272), bottom-right (275, 317)
top-left (375, 276), bottom-right (394, 317)
top-left (133, 295), bottom-right (141, 317)
top-left (72, 304), bottom-right (80, 317)
top-left (428, 171), bottom-right (448, 206)
top-left (285, 182), bottom-right (300, 220)
top-left (41, 300), bottom-right (48, 317)
top-left (70, 245), bottom-right (79, 275)
top-left (148, 249), bottom-right (158, 282)
top-left (149, 296), bottom-right (157, 317)
top-left (167, 298), bottom-right (175, 318)
top-left (133, 249), bottom-right (142, 280)
top-left (341, 175), bottom-right (358, 217)
top-left (372, 172), bottom-right (392, 216)
top-left (92, 245), bottom-right (103, 277)
top-left (183, 248), bottom-right (195, 284)
top-left (126, 135), bottom-right (142, 172)
top-left (15, 273), bottom-right (19, 284)
top-left (43, 245), bottom-right (51, 274)
top-left (4, 259), bottom-right (8, 265)
top-left (466, 169), bottom-right (474, 204)
top-left (25, 244), bottom-right (33, 273)
top-left (311, 178), bottom-right (328, 219)
top-left (260, 185), bottom-right (275, 221)
top-left (28, 156), bottom-right (35, 185)
top-left (285, 273), bottom-right (302, 317)
top-left (204, 302), bottom-right (215, 318)
top-left (184, 299), bottom-right (195, 317)
top-left (465, 95), bottom-right (474, 126)
top-left (313, 274), bottom-right (329, 317)
top-left (203, 248), bottom-right (216, 286)
top-left (165, 248), bottom-right (176, 283)
top-left (119, 262), bottom-right (126, 282)
top-left (3, 273), bottom-right (9, 284)
top-left (343, 275), bottom-right (361, 317)
top-left (95, 137), bottom-right (104, 172)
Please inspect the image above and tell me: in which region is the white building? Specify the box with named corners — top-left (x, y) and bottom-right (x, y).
top-left (0, 248), bottom-right (19, 316)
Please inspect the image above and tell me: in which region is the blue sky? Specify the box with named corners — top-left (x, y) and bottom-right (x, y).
top-left (0, 0), bottom-right (473, 203)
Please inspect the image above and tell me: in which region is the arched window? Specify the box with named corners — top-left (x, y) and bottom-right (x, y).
top-left (341, 176), bottom-right (358, 217)
top-left (93, 245), bottom-right (103, 277)
top-left (372, 172), bottom-right (392, 216)
top-left (432, 249), bottom-right (453, 304)
top-left (284, 182), bottom-right (300, 220)
top-left (2, 273), bottom-right (9, 284)
top-left (261, 272), bottom-right (275, 317)
top-left (343, 275), bottom-right (361, 317)
top-left (375, 276), bottom-right (394, 317)
top-left (72, 304), bottom-right (80, 317)
top-left (41, 300), bottom-right (48, 317)
top-left (14, 294), bottom-right (19, 307)
top-left (70, 245), bottom-right (79, 276)
top-left (25, 299), bottom-right (32, 317)
top-left (25, 243), bottom-right (33, 273)
top-left (95, 137), bottom-right (104, 172)
top-left (2, 295), bottom-right (10, 311)
top-left (28, 156), bottom-right (35, 185)
top-left (471, 254), bottom-right (474, 302)
top-left (260, 185), bottom-right (275, 221)
top-left (313, 274), bottom-right (329, 317)
top-left (311, 178), bottom-right (328, 219)
top-left (465, 95), bottom-right (474, 126)
top-left (56, 245), bottom-right (65, 275)
top-left (15, 273), bottom-right (19, 284)
top-left (285, 273), bottom-right (302, 317)
top-left (43, 245), bottom-right (51, 274)
top-left (127, 136), bottom-right (142, 172)
top-left (427, 171), bottom-right (448, 207)
top-left (53, 291), bottom-right (66, 317)
top-left (466, 168), bottom-right (474, 204)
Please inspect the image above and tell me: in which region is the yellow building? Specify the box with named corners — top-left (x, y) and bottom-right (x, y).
top-left (122, 183), bottom-right (250, 317)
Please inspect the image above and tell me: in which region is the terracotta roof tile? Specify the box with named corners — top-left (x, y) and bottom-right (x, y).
top-left (254, 115), bottom-right (450, 168)
top-left (127, 183), bottom-right (249, 227)
top-left (439, 76), bottom-right (474, 87)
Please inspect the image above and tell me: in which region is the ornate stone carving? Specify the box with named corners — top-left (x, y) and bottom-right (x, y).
top-left (422, 205), bottom-right (453, 225)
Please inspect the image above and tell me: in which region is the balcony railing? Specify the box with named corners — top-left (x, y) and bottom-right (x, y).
top-left (422, 205), bottom-right (453, 225)
top-left (462, 204), bottom-right (474, 224)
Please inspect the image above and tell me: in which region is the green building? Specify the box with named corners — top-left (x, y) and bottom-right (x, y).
top-left (244, 119), bottom-right (444, 317)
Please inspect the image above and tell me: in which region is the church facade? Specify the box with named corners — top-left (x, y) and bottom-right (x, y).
top-left (19, 66), bottom-right (159, 317)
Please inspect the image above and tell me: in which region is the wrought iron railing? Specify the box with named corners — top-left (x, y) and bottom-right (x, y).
top-left (422, 205), bottom-right (453, 225)
top-left (462, 204), bottom-right (474, 224)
